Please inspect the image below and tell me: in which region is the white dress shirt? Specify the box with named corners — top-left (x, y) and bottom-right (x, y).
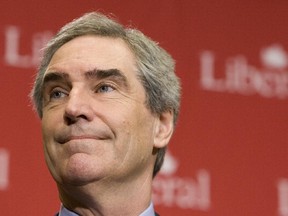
top-left (59, 202), bottom-right (155, 216)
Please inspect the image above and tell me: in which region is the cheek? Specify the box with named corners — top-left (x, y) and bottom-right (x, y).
top-left (41, 113), bottom-right (62, 166)
top-left (41, 116), bottom-right (54, 152)
top-left (115, 117), bottom-right (156, 177)
top-left (41, 118), bottom-right (55, 163)
top-left (41, 117), bottom-right (51, 140)
top-left (41, 109), bottom-right (63, 140)
top-left (117, 110), bottom-right (156, 158)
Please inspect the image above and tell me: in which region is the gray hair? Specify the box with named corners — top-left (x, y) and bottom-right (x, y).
top-left (31, 12), bottom-right (181, 177)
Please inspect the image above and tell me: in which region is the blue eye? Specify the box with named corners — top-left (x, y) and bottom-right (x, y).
top-left (97, 85), bottom-right (115, 93)
top-left (50, 90), bottom-right (67, 99)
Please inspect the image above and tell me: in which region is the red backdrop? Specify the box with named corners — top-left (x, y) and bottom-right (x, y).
top-left (0, 1), bottom-right (287, 215)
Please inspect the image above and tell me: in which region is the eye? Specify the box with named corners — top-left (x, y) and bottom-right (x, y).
top-left (49, 89), bottom-right (68, 100)
top-left (97, 84), bottom-right (115, 93)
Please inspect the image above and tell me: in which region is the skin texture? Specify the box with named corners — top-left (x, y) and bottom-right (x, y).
top-left (41, 35), bottom-right (174, 215)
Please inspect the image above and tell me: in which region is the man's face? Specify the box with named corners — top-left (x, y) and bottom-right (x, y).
top-left (41, 35), bottom-right (159, 185)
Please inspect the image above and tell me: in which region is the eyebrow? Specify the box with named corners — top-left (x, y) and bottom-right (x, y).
top-left (42, 72), bottom-right (70, 86)
top-left (41, 68), bottom-right (129, 90)
top-left (85, 68), bottom-right (128, 88)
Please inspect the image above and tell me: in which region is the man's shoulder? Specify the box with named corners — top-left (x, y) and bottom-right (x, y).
top-left (55, 212), bottom-right (159, 216)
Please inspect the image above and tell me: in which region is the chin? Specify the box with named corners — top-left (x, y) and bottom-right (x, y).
top-left (59, 153), bottom-right (104, 186)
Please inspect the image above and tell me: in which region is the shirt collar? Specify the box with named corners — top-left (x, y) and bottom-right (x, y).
top-left (58, 205), bottom-right (78, 216)
top-left (59, 202), bottom-right (155, 216)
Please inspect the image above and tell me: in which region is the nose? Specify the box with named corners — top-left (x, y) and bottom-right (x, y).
top-left (64, 89), bottom-right (93, 125)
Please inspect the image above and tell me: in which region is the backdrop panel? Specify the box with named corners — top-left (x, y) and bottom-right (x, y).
top-left (0, 1), bottom-right (287, 215)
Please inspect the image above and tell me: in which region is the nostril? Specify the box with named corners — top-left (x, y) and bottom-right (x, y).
top-left (64, 113), bottom-right (89, 125)
top-left (64, 114), bottom-right (77, 125)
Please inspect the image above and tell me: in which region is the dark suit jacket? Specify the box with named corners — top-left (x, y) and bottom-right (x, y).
top-left (55, 212), bottom-right (160, 216)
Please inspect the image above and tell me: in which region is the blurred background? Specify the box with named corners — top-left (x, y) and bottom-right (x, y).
top-left (0, 1), bottom-right (287, 215)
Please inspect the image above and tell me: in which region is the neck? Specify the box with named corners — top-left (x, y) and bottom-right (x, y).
top-left (58, 173), bottom-right (153, 216)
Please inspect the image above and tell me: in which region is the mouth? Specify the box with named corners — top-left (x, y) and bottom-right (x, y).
top-left (54, 124), bottom-right (114, 145)
top-left (57, 134), bottom-right (108, 144)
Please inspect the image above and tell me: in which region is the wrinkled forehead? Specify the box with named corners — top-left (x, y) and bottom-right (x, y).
top-left (46, 35), bottom-right (138, 74)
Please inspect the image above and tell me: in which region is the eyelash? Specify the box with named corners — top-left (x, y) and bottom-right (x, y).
top-left (49, 88), bottom-right (68, 100)
top-left (47, 82), bottom-right (116, 100)
top-left (95, 82), bottom-right (116, 93)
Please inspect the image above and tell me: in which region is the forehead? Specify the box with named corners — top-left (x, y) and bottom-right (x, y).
top-left (46, 35), bottom-right (137, 76)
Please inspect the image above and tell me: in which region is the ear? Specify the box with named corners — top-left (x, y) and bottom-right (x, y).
top-left (153, 110), bottom-right (174, 148)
